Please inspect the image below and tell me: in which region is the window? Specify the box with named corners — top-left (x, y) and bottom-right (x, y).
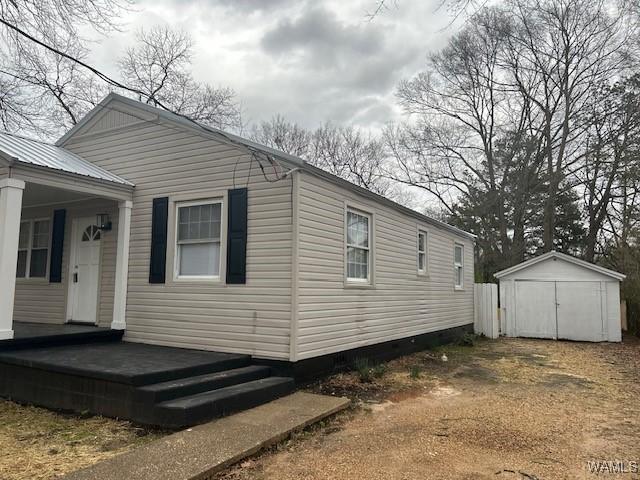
top-left (418, 230), bottom-right (427, 275)
top-left (176, 201), bottom-right (222, 278)
top-left (346, 209), bottom-right (371, 283)
top-left (17, 219), bottom-right (50, 279)
top-left (454, 243), bottom-right (464, 289)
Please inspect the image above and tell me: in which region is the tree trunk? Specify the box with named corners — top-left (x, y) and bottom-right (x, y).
top-left (543, 170), bottom-right (559, 252)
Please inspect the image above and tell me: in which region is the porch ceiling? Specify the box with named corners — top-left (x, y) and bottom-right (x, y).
top-left (22, 183), bottom-right (95, 208)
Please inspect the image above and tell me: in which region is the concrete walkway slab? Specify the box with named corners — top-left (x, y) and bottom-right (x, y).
top-left (64, 392), bottom-right (350, 480)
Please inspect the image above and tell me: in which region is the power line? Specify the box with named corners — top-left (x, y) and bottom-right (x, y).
top-left (0, 17), bottom-right (213, 133)
top-left (0, 17), bottom-right (297, 185)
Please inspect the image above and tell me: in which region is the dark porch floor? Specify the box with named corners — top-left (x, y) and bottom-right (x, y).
top-left (1, 321), bottom-right (121, 349)
top-left (13, 321), bottom-right (108, 338)
top-left (0, 328), bottom-right (295, 427)
top-left (0, 341), bottom-right (250, 385)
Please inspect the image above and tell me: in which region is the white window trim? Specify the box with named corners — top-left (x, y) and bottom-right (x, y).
top-left (17, 217), bottom-right (52, 280)
top-left (173, 198), bottom-right (224, 282)
top-left (417, 227), bottom-right (428, 276)
top-left (454, 242), bottom-right (464, 290)
top-left (344, 205), bottom-right (374, 287)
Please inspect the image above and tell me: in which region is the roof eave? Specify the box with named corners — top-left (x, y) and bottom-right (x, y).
top-left (0, 148), bottom-right (18, 165)
top-left (495, 251), bottom-right (626, 281)
top-left (14, 161), bottom-right (135, 190)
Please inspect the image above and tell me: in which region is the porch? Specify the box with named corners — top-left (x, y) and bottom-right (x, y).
top-left (0, 131), bottom-right (134, 338)
top-left (0, 321), bottom-right (294, 428)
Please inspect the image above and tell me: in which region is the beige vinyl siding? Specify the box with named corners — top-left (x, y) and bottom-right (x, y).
top-left (295, 171), bottom-right (474, 360)
top-left (64, 109), bottom-right (293, 359)
top-left (14, 199), bottom-right (118, 326)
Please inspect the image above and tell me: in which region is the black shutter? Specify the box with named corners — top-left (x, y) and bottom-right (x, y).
top-left (149, 197), bottom-right (169, 284)
top-left (49, 209), bottom-right (66, 283)
top-left (226, 188), bottom-right (248, 284)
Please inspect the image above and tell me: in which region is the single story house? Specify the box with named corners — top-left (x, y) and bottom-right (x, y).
top-left (0, 93), bottom-right (475, 376)
top-left (496, 251), bottom-right (624, 342)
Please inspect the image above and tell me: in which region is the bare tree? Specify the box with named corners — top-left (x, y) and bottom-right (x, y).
top-left (249, 115), bottom-right (311, 158)
top-left (503, 0), bottom-right (635, 251)
top-left (0, 0), bottom-right (130, 136)
top-left (4, 40), bottom-right (108, 136)
top-left (391, 6), bottom-right (534, 264)
top-left (312, 124), bottom-right (391, 195)
top-left (119, 26), bottom-right (241, 130)
top-left (390, 0), bottom-right (637, 270)
top-left (576, 77), bottom-right (640, 260)
top-left (367, 0), bottom-right (484, 21)
top-left (250, 115), bottom-right (395, 198)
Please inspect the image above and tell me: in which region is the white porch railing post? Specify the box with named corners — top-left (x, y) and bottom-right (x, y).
top-left (0, 178), bottom-right (25, 339)
top-left (111, 200), bottom-right (132, 330)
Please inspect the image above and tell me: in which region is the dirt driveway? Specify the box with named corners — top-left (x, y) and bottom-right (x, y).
top-left (219, 337), bottom-right (640, 480)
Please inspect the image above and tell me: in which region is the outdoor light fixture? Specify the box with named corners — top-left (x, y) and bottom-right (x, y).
top-left (97, 213), bottom-right (112, 231)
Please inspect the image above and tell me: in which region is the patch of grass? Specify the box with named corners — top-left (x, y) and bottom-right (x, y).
top-left (0, 399), bottom-right (164, 480)
top-left (354, 358), bottom-right (387, 383)
top-left (456, 332), bottom-right (478, 347)
top-left (371, 363), bottom-right (387, 379)
top-left (408, 365), bottom-right (422, 380)
top-left (354, 358), bottom-right (373, 383)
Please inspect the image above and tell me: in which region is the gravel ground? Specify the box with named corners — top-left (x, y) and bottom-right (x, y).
top-left (217, 336), bottom-right (640, 480)
top-left (0, 401), bottom-right (164, 480)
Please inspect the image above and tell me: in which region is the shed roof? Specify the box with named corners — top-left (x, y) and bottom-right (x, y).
top-left (56, 93), bottom-right (475, 241)
top-left (0, 131), bottom-right (134, 186)
top-left (494, 251), bottom-right (626, 281)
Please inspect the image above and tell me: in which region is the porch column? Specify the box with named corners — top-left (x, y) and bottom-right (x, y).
top-left (112, 200), bottom-right (132, 330)
top-left (0, 178), bottom-right (25, 340)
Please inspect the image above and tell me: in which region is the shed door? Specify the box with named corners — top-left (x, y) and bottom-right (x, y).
top-left (515, 281), bottom-right (557, 339)
top-left (556, 281), bottom-right (604, 341)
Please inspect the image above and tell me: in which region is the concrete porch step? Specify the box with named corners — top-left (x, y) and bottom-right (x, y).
top-left (135, 365), bottom-right (272, 403)
top-left (155, 376), bottom-right (295, 428)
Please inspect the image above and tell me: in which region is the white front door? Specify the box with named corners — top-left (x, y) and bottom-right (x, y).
top-left (68, 217), bottom-right (102, 324)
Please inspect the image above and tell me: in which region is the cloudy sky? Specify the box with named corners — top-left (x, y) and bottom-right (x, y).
top-left (89, 0), bottom-right (458, 132)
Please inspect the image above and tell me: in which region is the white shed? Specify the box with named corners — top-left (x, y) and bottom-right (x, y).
top-left (495, 251), bottom-right (625, 342)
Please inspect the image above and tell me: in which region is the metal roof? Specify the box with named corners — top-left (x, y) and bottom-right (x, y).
top-left (494, 250), bottom-right (626, 281)
top-left (0, 131), bottom-right (133, 186)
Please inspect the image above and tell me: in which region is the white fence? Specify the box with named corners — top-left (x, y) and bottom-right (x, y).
top-left (474, 283), bottom-right (499, 339)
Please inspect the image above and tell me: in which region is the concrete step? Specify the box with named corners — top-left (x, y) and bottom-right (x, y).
top-left (64, 392), bottom-right (351, 480)
top-left (155, 376), bottom-right (295, 428)
top-left (135, 365), bottom-right (272, 403)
